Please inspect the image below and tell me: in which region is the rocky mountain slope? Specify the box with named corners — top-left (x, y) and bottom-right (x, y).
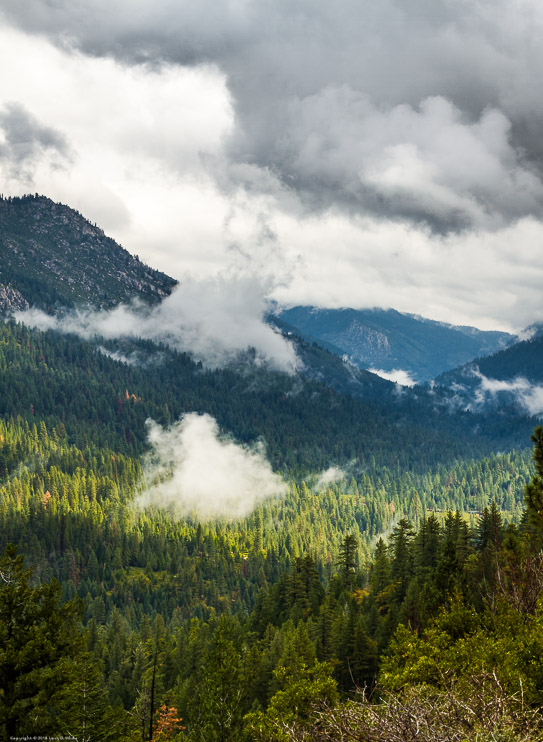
top-left (0, 194), bottom-right (176, 310)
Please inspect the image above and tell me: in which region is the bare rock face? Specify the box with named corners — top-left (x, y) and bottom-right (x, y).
top-left (0, 284), bottom-right (29, 312)
top-left (329, 321), bottom-right (392, 365)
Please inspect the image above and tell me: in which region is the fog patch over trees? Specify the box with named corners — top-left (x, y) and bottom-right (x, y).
top-left (135, 413), bottom-right (287, 520)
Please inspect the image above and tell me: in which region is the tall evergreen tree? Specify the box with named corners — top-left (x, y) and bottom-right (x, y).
top-left (0, 544), bottom-right (83, 741)
top-left (389, 518), bottom-right (414, 604)
top-left (525, 426), bottom-right (543, 540)
top-left (338, 535), bottom-right (358, 589)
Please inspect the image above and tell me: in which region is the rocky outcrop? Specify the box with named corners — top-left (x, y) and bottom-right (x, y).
top-left (0, 284), bottom-right (29, 312)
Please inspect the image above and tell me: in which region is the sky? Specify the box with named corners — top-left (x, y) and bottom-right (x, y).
top-left (1, 0), bottom-right (543, 332)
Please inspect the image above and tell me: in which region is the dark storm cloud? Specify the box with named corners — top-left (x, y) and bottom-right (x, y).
top-left (0, 101), bottom-right (72, 182)
top-left (3, 0), bottom-right (543, 230)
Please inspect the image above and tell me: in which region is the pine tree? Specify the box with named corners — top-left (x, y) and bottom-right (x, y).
top-left (525, 426), bottom-right (543, 540)
top-left (0, 544), bottom-right (83, 741)
top-left (389, 518), bottom-right (414, 604)
top-left (338, 534), bottom-right (358, 589)
top-left (477, 501), bottom-right (504, 551)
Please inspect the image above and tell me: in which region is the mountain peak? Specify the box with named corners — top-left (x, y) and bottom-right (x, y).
top-left (0, 194), bottom-right (176, 311)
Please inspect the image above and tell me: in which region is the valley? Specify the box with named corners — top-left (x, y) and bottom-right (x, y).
top-left (0, 195), bottom-right (542, 741)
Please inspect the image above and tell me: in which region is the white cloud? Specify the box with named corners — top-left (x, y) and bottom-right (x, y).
top-left (270, 212), bottom-right (543, 332)
top-left (516, 326), bottom-right (538, 342)
top-left (524, 388), bottom-right (543, 416)
top-left (96, 346), bottom-right (139, 365)
top-left (0, 23), bottom-right (233, 278)
top-left (315, 466), bottom-right (346, 490)
top-left (472, 369), bottom-right (543, 416)
top-left (135, 413), bottom-right (287, 520)
top-left (368, 368), bottom-right (417, 387)
top-left (14, 274), bottom-right (300, 373)
top-left (269, 90), bottom-right (543, 229)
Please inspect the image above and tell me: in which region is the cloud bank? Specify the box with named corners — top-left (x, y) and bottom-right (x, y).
top-left (2, 2), bottom-right (543, 331)
top-left (4, 0), bottom-right (543, 231)
top-left (14, 275), bottom-right (299, 373)
top-left (135, 413), bottom-right (287, 520)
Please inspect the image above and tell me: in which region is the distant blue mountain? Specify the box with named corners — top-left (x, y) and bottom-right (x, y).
top-left (275, 306), bottom-right (513, 382)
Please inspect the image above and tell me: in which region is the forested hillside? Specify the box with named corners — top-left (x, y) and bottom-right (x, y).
top-left (437, 334), bottom-right (543, 388)
top-left (2, 421), bottom-right (542, 740)
top-left (0, 320), bottom-right (535, 472)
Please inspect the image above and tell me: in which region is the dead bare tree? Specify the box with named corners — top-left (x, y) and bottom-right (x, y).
top-left (280, 673), bottom-right (543, 742)
top-left (494, 547), bottom-right (543, 617)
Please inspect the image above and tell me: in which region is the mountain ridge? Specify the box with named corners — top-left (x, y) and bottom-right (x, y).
top-left (276, 305), bottom-right (513, 382)
top-left (0, 194), bottom-right (176, 310)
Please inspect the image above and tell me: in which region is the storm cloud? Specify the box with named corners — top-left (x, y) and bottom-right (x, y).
top-left (3, 0), bottom-right (543, 230)
top-left (1, 2), bottom-right (543, 332)
top-left (0, 101), bottom-right (71, 183)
